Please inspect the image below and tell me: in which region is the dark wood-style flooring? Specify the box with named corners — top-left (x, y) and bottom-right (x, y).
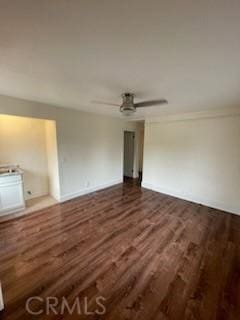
top-left (0, 182), bottom-right (240, 319)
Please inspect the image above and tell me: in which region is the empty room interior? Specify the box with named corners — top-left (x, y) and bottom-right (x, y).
top-left (0, 1), bottom-right (240, 319)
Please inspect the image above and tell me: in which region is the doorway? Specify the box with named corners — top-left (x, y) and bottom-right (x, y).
top-left (123, 122), bottom-right (144, 185)
top-left (123, 131), bottom-right (135, 178)
top-left (0, 114), bottom-right (60, 221)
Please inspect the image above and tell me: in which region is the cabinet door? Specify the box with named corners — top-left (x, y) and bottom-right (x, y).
top-left (0, 182), bottom-right (24, 212)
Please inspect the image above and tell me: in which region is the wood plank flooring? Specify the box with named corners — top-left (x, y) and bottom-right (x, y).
top-left (0, 182), bottom-right (240, 319)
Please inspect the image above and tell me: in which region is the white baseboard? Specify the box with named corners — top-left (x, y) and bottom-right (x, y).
top-left (142, 181), bottom-right (240, 216)
top-left (0, 281), bottom-right (4, 311)
top-left (25, 191), bottom-right (49, 201)
top-left (60, 178), bottom-right (123, 203)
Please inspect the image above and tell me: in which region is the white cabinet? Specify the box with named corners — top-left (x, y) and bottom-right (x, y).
top-left (0, 174), bottom-right (25, 216)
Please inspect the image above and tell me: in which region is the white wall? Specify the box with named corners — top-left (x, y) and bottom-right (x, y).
top-left (0, 114), bottom-right (49, 200)
top-left (0, 94), bottom-right (133, 202)
top-left (142, 115), bottom-right (240, 214)
top-left (57, 112), bottom-right (124, 201)
top-left (45, 120), bottom-right (60, 201)
top-left (138, 124), bottom-right (144, 172)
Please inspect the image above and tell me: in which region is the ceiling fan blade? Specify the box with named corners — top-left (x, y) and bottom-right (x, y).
top-left (135, 99), bottom-right (168, 108)
top-left (91, 100), bottom-right (120, 107)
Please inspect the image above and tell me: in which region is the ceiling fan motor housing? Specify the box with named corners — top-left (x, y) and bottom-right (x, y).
top-left (120, 93), bottom-right (136, 115)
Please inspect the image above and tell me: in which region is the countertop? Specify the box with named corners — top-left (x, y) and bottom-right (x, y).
top-left (0, 165), bottom-right (24, 177)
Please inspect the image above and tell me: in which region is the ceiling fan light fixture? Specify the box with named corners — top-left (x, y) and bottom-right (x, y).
top-left (120, 92), bottom-right (136, 115)
top-left (120, 104), bottom-right (136, 116)
top-left (92, 92), bottom-right (168, 115)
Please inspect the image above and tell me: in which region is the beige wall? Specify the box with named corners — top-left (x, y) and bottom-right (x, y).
top-left (45, 120), bottom-right (60, 201)
top-left (0, 95), bottom-right (137, 201)
top-left (0, 114), bottom-right (49, 200)
top-left (57, 111), bottom-right (124, 201)
top-left (142, 115), bottom-right (240, 214)
top-left (138, 124), bottom-right (144, 172)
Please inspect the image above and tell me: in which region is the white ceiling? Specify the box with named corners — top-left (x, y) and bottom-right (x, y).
top-left (0, 0), bottom-right (240, 120)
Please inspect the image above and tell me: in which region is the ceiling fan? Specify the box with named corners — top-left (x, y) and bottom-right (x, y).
top-left (92, 93), bottom-right (168, 116)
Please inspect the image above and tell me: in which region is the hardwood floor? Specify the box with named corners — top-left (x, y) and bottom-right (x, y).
top-left (0, 182), bottom-right (240, 319)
